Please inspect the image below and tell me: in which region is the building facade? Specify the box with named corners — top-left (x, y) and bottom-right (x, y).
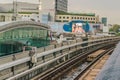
top-left (0, 13), bottom-right (39, 22)
top-left (102, 17), bottom-right (107, 26)
top-left (0, 13), bottom-right (13, 22)
top-left (38, 0), bottom-right (100, 23)
top-left (39, 0), bottom-right (68, 22)
top-left (0, 2), bottom-right (39, 22)
top-left (56, 0), bottom-right (68, 12)
top-left (0, 21), bottom-right (50, 56)
top-left (55, 14), bottom-right (99, 23)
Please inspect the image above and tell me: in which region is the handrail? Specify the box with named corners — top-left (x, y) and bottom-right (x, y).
top-left (5, 37), bottom-right (120, 80)
top-left (0, 37), bottom-right (119, 72)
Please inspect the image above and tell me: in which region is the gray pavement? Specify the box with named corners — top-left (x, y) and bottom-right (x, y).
top-left (96, 42), bottom-right (120, 80)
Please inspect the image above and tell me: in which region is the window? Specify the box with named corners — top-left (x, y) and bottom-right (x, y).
top-left (67, 17), bottom-right (69, 19)
top-left (63, 20), bottom-right (68, 22)
top-left (59, 16), bottom-right (61, 19)
top-left (63, 17), bottom-right (65, 19)
top-left (55, 20), bottom-right (61, 22)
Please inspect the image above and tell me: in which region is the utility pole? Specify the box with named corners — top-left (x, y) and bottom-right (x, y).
top-left (13, 0), bottom-right (18, 21)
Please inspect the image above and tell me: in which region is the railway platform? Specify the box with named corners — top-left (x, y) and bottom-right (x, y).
top-left (96, 42), bottom-right (120, 80)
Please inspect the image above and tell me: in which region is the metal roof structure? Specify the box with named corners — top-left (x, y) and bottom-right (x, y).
top-left (0, 21), bottom-right (50, 33)
top-left (0, 21), bottom-right (51, 56)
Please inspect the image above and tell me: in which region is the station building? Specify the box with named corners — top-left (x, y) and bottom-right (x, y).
top-left (0, 21), bottom-right (50, 56)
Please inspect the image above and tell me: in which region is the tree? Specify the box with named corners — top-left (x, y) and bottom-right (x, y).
top-left (109, 24), bottom-right (120, 33)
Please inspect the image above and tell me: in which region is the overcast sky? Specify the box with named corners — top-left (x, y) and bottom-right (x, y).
top-left (0, 0), bottom-right (120, 24)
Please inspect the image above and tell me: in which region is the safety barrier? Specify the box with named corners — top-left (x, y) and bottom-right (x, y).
top-left (0, 36), bottom-right (119, 80)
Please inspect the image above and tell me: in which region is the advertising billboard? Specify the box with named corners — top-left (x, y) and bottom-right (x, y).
top-left (72, 23), bottom-right (85, 34)
top-left (63, 20), bottom-right (90, 34)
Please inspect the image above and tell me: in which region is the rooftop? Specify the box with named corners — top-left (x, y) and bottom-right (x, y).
top-left (57, 11), bottom-right (95, 16)
top-left (0, 21), bottom-right (50, 33)
top-left (0, 2), bottom-right (38, 13)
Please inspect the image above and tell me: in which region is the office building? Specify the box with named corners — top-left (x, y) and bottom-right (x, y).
top-left (102, 17), bottom-right (107, 26)
top-left (39, 0), bottom-right (68, 22)
top-left (0, 2), bottom-right (39, 22)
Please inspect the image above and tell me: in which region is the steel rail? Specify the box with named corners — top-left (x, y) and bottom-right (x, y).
top-left (0, 38), bottom-right (115, 71)
top-left (35, 44), bottom-right (114, 80)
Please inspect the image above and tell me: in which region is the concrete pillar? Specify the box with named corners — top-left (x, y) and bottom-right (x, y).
top-left (63, 56), bottom-right (66, 61)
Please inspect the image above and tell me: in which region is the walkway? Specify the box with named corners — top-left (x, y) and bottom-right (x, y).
top-left (96, 42), bottom-right (120, 80)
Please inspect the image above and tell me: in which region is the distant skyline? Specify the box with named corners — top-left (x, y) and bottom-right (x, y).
top-left (68, 0), bottom-right (120, 25)
top-left (0, 0), bottom-right (120, 24)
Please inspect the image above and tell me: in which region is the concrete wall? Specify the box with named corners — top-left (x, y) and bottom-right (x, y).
top-left (0, 55), bottom-right (13, 65)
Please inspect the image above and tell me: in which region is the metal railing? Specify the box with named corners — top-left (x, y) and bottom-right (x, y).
top-left (0, 36), bottom-right (119, 80)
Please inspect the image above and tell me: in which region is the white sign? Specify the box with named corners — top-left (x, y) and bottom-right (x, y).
top-left (103, 26), bottom-right (109, 33)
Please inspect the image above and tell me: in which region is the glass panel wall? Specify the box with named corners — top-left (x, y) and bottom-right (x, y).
top-left (0, 25), bottom-right (50, 56)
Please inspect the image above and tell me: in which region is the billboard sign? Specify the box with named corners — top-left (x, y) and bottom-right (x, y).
top-left (63, 20), bottom-right (90, 34)
top-left (72, 23), bottom-right (85, 34)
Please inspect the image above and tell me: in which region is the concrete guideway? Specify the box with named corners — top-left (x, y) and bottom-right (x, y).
top-left (78, 49), bottom-right (112, 80)
top-left (0, 36), bottom-right (119, 80)
top-left (0, 37), bottom-right (118, 72)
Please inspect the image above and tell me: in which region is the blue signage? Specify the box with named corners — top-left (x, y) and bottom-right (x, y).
top-left (63, 20), bottom-right (90, 33)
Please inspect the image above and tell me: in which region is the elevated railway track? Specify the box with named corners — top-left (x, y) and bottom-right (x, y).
top-left (74, 47), bottom-right (114, 80)
top-left (33, 45), bottom-right (114, 80)
top-left (1, 37), bottom-right (119, 80)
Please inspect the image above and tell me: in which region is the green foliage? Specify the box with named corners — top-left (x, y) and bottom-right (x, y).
top-left (109, 28), bottom-right (113, 32)
top-left (19, 12), bottom-right (39, 14)
top-left (109, 24), bottom-right (120, 33)
top-left (116, 33), bottom-right (120, 36)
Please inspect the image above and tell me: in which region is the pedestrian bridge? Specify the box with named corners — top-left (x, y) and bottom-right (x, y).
top-left (0, 21), bottom-right (50, 56)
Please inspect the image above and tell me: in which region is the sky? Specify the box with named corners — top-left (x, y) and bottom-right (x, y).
top-left (69, 0), bottom-right (120, 24)
top-left (0, 0), bottom-right (120, 24)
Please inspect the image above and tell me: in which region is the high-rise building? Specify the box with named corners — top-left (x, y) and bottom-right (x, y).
top-left (39, 0), bottom-right (68, 22)
top-left (102, 17), bottom-right (107, 26)
top-left (56, 0), bottom-right (68, 12)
